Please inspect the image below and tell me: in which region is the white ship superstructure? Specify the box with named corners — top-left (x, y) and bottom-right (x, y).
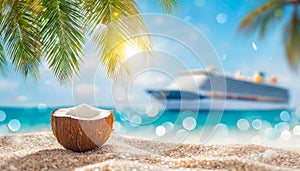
top-left (147, 70), bottom-right (290, 111)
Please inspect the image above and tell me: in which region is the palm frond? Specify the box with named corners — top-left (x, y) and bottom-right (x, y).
top-left (0, 38), bottom-right (7, 74)
top-left (284, 6), bottom-right (300, 69)
top-left (98, 21), bottom-right (152, 78)
top-left (157, 0), bottom-right (178, 14)
top-left (0, 0), bottom-right (9, 9)
top-left (239, 0), bottom-right (284, 37)
top-left (0, 0), bottom-right (41, 79)
top-left (0, 9), bottom-right (7, 74)
top-left (84, 0), bottom-right (152, 78)
top-left (40, 0), bottom-right (84, 83)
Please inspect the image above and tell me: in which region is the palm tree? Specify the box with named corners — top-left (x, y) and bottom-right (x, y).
top-left (0, 0), bottom-right (177, 83)
top-left (239, 0), bottom-right (300, 69)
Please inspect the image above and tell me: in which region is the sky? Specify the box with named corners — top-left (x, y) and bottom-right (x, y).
top-left (0, 0), bottom-right (300, 108)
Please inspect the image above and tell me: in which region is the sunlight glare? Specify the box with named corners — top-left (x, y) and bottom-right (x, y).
top-left (124, 44), bottom-right (142, 58)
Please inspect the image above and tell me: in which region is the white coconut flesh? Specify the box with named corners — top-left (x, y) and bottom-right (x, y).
top-left (54, 104), bottom-right (111, 120)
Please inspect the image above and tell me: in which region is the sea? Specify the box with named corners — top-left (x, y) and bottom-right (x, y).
top-left (1, 106), bottom-right (300, 148)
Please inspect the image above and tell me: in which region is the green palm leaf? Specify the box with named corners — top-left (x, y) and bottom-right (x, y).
top-left (0, 9), bottom-right (6, 74)
top-left (99, 21), bottom-right (152, 78)
top-left (0, 0), bottom-right (9, 10)
top-left (0, 0), bottom-right (41, 79)
top-left (84, 0), bottom-right (152, 78)
top-left (157, 0), bottom-right (178, 14)
top-left (0, 39), bottom-right (6, 74)
top-left (239, 0), bottom-right (284, 37)
top-left (285, 7), bottom-right (300, 69)
top-left (40, 0), bottom-right (84, 83)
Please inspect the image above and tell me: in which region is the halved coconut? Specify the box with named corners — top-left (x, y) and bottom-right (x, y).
top-left (51, 104), bottom-right (114, 152)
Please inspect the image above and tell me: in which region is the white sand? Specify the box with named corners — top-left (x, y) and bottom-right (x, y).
top-left (0, 132), bottom-right (300, 171)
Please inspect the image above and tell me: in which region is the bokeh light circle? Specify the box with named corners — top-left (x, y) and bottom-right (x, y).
top-left (215, 123), bottom-right (229, 137)
top-left (129, 115), bottom-right (142, 127)
top-left (280, 111), bottom-right (290, 122)
top-left (216, 13), bottom-right (227, 24)
top-left (162, 122), bottom-right (174, 131)
top-left (0, 110), bottom-right (6, 122)
top-left (293, 125), bottom-right (300, 135)
top-left (182, 117), bottom-right (197, 131)
top-left (236, 119), bottom-right (249, 131)
top-left (8, 119), bottom-right (21, 132)
top-left (145, 104), bottom-right (160, 117)
top-left (156, 125), bottom-right (166, 136)
top-left (252, 119), bottom-right (262, 130)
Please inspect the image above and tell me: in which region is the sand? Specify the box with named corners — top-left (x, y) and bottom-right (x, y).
top-left (0, 132), bottom-right (300, 171)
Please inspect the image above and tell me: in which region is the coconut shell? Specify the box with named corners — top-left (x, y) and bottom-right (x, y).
top-left (51, 109), bottom-right (114, 152)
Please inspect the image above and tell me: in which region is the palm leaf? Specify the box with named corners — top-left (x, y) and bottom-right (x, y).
top-left (84, 0), bottom-right (140, 33)
top-left (84, 0), bottom-right (152, 78)
top-left (157, 0), bottom-right (178, 14)
top-left (0, 38), bottom-right (6, 74)
top-left (0, 0), bottom-right (41, 79)
top-left (40, 0), bottom-right (84, 83)
top-left (0, 10), bottom-right (7, 74)
top-left (0, 0), bottom-right (9, 9)
top-left (239, 0), bottom-right (284, 37)
top-left (284, 7), bottom-right (300, 69)
top-left (99, 21), bottom-right (152, 79)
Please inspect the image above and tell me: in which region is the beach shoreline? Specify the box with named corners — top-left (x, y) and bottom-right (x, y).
top-left (1, 132), bottom-right (300, 171)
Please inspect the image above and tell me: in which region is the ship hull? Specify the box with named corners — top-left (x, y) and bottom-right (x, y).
top-left (158, 98), bottom-right (289, 111)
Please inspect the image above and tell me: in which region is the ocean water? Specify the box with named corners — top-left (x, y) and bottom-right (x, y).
top-left (1, 106), bottom-right (300, 147)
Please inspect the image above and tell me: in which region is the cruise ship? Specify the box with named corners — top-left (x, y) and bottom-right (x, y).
top-left (147, 69), bottom-right (290, 111)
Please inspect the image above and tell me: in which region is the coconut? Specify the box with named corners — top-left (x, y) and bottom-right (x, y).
top-left (51, 104), bottom-right (114, 152)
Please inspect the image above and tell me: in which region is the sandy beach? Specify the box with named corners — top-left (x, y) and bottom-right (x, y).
top-left (0, 132), bottom-right (300, 171)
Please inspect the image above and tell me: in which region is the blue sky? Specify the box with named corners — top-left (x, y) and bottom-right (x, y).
top-left (0, 0), bottom-right (299, 107)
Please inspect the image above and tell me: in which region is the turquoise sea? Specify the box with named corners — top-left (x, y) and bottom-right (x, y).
top-left (1, 106), bottom-right (300, 147)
